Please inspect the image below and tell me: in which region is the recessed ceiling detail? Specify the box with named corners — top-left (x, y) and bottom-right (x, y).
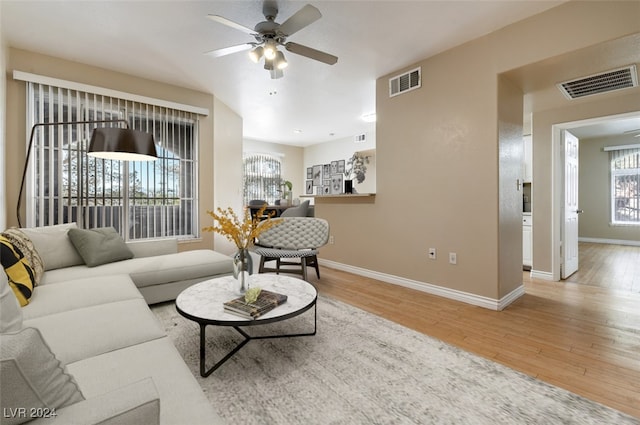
top-left (557, 65), bottom-right (638, 100)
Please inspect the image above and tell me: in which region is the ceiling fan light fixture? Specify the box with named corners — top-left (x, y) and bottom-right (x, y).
top-left (248, 45), bottom-right (264, 63)
top-left (264, 57), bottom-right (274, 71)
top-left (264, 40), bottom-right (277, 60)
top-left (275, 51), bottom-right (288, 70)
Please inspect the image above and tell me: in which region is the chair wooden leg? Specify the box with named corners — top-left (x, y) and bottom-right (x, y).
top-left (276, 258), bottom-right (281, 274)
top-left (301, 257), bottom-right (308, 281)
top-left (312, 255), bottom-right (320, 279)
top-left (259, 256), bottom-right (266, 273)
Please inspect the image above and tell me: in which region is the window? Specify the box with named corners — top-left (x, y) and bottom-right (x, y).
top-left (243, 154), bottom-right (282, 205)
top-left (26, 83), bottom-right (199, 240)
top-left (610, 148), bottom-right (640, 224)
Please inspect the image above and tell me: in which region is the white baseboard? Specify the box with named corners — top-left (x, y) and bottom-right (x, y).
top-left (530, 269), bottom-right (554, 280)
top-left (319, 259), bottom-right (524, 311)
top-left (579, 237), bottom-right (640, 247)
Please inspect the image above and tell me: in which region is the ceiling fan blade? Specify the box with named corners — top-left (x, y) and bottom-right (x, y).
top-left (285, 42), bottom-right (338, 65)
top-left (207, 14), bottom-right (256, 36)
top-left (205, 43), bottom-right (254, 58)
top-left (278, 4), bottom-right (322, 36)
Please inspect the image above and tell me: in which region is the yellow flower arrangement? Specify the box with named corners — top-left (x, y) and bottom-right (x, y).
top-left (203, 205), bottom-right (282, 249)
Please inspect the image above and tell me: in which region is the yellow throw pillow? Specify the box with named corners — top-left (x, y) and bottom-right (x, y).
top-left (2, 228), bottom-right (44, 286)
top-left (0, 236), bottom-right (35, 306)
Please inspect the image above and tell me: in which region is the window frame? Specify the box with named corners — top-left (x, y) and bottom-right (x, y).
top-left (610, 147), bottom-right (640, 226)
top-left (243, 154), bottom-right (283, 205)
top-left (25, 82), bottom-right (201, 241)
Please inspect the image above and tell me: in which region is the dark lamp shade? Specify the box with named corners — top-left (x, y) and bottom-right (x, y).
top-left (88, 127), bottom-right (157, 161)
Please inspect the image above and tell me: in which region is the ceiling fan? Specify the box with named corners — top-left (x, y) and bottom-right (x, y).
top-left (205, 0), bottom-right (338, 79)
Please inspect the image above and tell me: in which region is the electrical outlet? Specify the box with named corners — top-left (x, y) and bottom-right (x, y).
top-left (449, 252), bottom-right (457, 265)
top-left (329, 235), bottom-right (335, 245)
top-left (428, 248), bottom-right (436, 259)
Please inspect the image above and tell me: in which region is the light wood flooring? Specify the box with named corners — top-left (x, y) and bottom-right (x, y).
top-left (307, 244), bottom-right (640, 419)
top-left (565, 242), bottom-right (640, 293)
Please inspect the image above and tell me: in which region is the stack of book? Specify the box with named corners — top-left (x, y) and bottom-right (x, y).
top-left (223, 290), bottom-right (288, 319)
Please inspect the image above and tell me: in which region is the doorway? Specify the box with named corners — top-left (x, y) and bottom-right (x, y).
top-left (551, 111), bottom-right (640, 282)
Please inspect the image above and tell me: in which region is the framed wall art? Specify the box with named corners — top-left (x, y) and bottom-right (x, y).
top-left (331, 174), bottom-right (344, 195)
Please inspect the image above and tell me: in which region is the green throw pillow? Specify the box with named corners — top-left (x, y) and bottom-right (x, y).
top-left (68, 227), bottom-right (134, 267)
top-left (0, 236), bottom-right (35, 307)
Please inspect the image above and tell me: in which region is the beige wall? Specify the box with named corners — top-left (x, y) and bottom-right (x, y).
top-left (318, 1), bottom-right (640, 303)
top-left (4, 48), bottom-right (242, 252)
top-left (498, 76), bottom-right (525, 298)
top-left (320, 38), bottom-right (502, 300)
top-left (578, 134), bottom-right (640, 243)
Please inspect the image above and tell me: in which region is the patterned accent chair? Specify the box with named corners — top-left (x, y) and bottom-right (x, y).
top-left (253, 217), bottom-right (330, 281)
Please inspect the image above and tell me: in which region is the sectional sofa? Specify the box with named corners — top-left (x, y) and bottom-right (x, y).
top-left (0, 223), bottom-right (234, 425)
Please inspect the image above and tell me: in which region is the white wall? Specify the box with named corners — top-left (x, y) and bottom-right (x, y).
top-left (303, 127), bottom-right (376, 197)
top-left (0, 4), bottom-right (6, 231)
top-left (212, 97), bottom-right (244, 256)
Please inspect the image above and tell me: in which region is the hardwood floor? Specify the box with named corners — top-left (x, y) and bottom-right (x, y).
top-left (307, 250), bottom-right (640, 419)
top-left (565, 242), bottom-right (640, 293)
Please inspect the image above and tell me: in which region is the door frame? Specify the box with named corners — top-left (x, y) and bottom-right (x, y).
top-left (551, 111), bottom-right (639, 280)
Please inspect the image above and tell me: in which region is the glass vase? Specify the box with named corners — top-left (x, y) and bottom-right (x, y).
top-left (232, 249), bottom-right (253, 294)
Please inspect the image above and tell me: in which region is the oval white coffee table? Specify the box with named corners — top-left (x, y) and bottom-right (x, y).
top-left (176, 274), bottom-right (317, 376)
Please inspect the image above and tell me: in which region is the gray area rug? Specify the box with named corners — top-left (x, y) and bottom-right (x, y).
top-left (152, 296), bottom-right (638, 424)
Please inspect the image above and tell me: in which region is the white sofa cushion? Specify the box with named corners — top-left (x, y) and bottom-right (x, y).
top-left (68, 337), bottom-right (224, 425)
top-left (22, 275), bottom-right (143, 321)
top-left (29, 378), bottom-right (160, 425)
top-left (21, 223), bottom-right (84, 271)
top-left (0, 327), bottom-right (84, 425)
top-left (0, 269), bottom-right (22, 332)
top-left (41, 250), bottom-right (234, 289)
top-left (23, 298), bottom-right (166, 365)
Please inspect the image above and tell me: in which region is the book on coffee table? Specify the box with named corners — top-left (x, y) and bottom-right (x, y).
top-left (223, 290), bottom-right (288, 319)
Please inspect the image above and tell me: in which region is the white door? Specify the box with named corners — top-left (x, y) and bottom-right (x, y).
top-left (562, 131), bottom-right (580, 278)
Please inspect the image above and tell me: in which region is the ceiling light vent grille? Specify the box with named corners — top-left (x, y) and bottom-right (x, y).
top-left (557, 65), bottom-right (638, 99)
top-left (389, 67), bottom-right (421, 97)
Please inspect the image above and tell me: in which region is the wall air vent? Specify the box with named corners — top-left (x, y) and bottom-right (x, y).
top-left (557, 65), bottom-right (638, 100)
top-left (354, 134), bottom-right (366, 143)
top-left (389, 67), bottom-right (421, 97)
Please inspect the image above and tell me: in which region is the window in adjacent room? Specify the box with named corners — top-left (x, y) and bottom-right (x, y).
top-left (25, 82), bottom-right (200, 240)
top-left (610, 147), bottom-right (640, 225)
top-left (243, 154), bottom-right (282, 205)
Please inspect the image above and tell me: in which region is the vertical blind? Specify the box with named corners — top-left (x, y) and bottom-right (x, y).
top-left (610, 147), bottom-right (640, 224)
top-left (26, 82), bottom-right (199, 240)
top-left (243, 154), bottom-right (282, 205)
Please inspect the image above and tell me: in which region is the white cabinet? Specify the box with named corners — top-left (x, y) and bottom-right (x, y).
top-left (523, 135), bottom-right (532, 183)
top-left (523, 214), bottom-right (532, 268)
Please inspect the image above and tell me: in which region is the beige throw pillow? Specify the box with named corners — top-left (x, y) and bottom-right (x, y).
top-left (21, 223), bottom-right (84, 271)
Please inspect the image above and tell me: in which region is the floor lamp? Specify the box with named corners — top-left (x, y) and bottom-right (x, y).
top-left (16, 119), bottom-right (157, 227)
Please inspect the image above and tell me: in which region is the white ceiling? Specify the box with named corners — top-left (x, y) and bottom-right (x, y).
top-left (1, 0), bottom-right (570, 146)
